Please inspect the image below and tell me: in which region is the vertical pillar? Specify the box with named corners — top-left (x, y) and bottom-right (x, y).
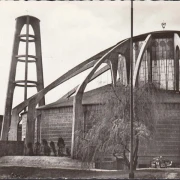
top-left (71, 93), bottom-right (84, 158)
top-left (8, 109), bottom-right (19, 140)
top-left (175, 47), bottom-right (179, 91)
top-left (110, 53), bottom-right (118, 87)
top-left (37, 118), bottom-right (40, 143)
top-left (147, 48), bottom-right (152, 82)
top-left (1, 18), bottom-right (24, 140)
top-left (124, 50), bottom-right (130, 85)
top-left (31, 18), bottom-right (45, 107)
top-left (24, 16), bottom-right (30, 108)
top-left (26, 98), bottom-right (36, 144)
top-left (25, 16), bottom-right (45, 144)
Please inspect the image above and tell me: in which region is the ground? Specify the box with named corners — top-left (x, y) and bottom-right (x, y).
top-left (0, 156), bottom-right (179, 179)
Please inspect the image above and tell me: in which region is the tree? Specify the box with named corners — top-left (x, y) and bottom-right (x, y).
top-left (75, 82), bottom-right (159, 170)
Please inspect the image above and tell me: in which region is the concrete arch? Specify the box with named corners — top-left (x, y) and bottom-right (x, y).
top-left (71, 39), bottom-right (129, 157)
top-left (109, 53), bottom-right (119, 87)
top-left (7, 42), bottom-right (122, 141)
top-left (49, 64), bottom-right (110, 105)
top-left (174, 33), bottom-right (180, 48)
top-left (117, 54), bottom-right (128, 85)
top-left (133, 34), bottom-right (152, 87)
top-left (8, 60), bottom-right (97, 141)
top-left (174, 33), bottom-right (180, 91)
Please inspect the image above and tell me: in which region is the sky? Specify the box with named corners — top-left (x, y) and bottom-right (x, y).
top-left (0, 1), bottom-right (180, 115)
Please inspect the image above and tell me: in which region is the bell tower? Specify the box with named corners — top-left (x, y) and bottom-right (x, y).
top-left (1, 15), bottom-right (45, 140)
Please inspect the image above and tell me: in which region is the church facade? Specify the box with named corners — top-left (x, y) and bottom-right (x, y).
top-left (19, 30), bottom-right (180, 167)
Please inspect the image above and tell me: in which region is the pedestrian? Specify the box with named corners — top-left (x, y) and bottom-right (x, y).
top-left (34, 141), bottom-right (41, 156)
top-left (26, 142), bottom-right (34, 156)
top-left (57, 137), bottom-right (65, 156)
top-left (41, 139), bottom-right (51, 156)
top-left (50, 141), bottom-right (57, 156)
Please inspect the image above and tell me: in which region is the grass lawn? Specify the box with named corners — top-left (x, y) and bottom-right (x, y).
top-left (0, 166), bottom-right (180, 179)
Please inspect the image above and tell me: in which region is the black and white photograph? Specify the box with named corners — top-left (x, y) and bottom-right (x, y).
top-left (0, 1), bottom-right (180, 179)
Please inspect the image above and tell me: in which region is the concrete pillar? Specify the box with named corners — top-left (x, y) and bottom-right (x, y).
top-left (31, 18), bottom-right (45, 107)
top-left (109, 53), bottom-right (118, 87)
top-left (36, 114), bottom-right (41, 143)
top-left (124, 51), bottom-right (130, 85)
top-left (26, 98), bottom-right (36, 144)
top-left (147, 48), bottom-right (152, 82)
top-left (133, 34), bottom-right (152, 87)
top-left (71, 93), bottom-right (84, 158)
top-left (1, 18), bottom-right (24, 140)
top-left (71, 39), bottom-right (129, 158)
top-left (1, 16), bottom-right (45, 141)
top-left (8, 110), bottom-right (20, 140)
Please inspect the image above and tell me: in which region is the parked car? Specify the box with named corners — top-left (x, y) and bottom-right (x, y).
top-left (150, 156), bottom-right (172, 168)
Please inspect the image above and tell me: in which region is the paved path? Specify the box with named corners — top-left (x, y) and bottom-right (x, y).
top-left (1, 157), bottom-right (180, 179)
top-left (0, 156), bottom-right (85, 169)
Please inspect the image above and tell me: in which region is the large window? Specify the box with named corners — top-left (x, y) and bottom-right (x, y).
top-left (119, 37), bottom-right (175, 91)
top-left (132, 38), bottom-right (174, 90)
top-left (151, 38), bottom-right (174, 90)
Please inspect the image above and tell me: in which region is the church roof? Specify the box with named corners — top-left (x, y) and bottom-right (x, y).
top-left (37, 84), bottom-right (115, 110)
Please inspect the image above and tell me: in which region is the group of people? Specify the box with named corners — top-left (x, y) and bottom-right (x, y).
top-left (25, 137), bottom-right (71, 157)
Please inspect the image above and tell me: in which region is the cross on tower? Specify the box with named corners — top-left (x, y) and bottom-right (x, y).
top-left (161, 21), bottom-right (166, 30)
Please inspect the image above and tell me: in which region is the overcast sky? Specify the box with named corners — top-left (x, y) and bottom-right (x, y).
top-left (0, 1), bottom-right (180, 115)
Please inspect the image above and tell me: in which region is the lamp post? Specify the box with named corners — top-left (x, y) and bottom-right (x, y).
top-left (129, 0), bottom-right (134, 178)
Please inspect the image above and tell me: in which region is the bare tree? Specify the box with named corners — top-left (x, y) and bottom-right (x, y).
top-left (75, 82), bottom-right (159, 170)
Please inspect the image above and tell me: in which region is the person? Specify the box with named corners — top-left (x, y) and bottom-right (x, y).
top-left (34, 142), bottom-right (41, 156)
top-left (50, 141), bottom-right (57, 156)
top-left (57, 137), bottom-right (65, 156)
top-left (41, 139), bottom-right (51, 156)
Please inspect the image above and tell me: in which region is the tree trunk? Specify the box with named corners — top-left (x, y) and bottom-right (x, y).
top-left (133, 136), bottom-right (139, 170)
top-left (123, 149), bottom-right (130, 169)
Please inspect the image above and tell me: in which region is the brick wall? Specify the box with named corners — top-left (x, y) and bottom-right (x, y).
top-left (83, 93), bottom-right (180, 166)
top-left (40, 107), bottom-right (73, 148)
top-left (138, 102), bottom-right (180, 165)
top-left (20, 91), bottom-right (180, 167)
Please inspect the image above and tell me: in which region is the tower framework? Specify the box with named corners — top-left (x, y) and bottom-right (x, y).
top-left (1, 15), bottom-right (45, 141)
